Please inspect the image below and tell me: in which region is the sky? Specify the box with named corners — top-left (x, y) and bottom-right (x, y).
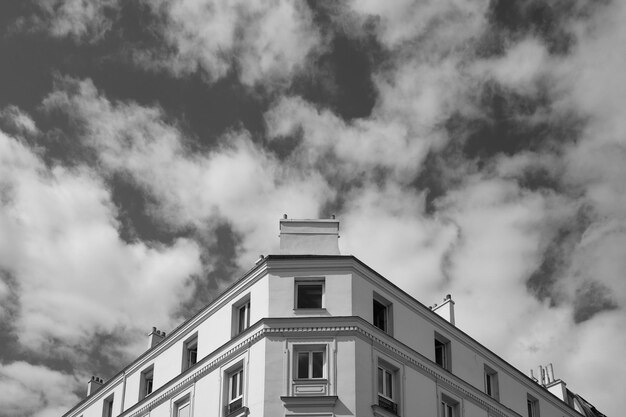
top-left (0, 0), bottom-right (623, 416)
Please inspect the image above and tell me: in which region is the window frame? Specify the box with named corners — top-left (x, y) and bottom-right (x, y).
top-left (375, 356), bottom-right (401, 415)
top-left (373, 292), bottom-right (393, 335)
top-left (231, 294), bottom-right (251, 337)
top-left (287, 340), bottom-right (334, 397)
top-left (102, 393), bottom-right (114, 417)
top-left (439, 392), bottom-right (460, 417)
top-left (139, 365), bottom-right (154, 401)
top-left (295, 349), bottom-right (326, 380)
top-left (527, 394), bottom-right (540, 417)
top-left (294, 278), bottom-right (325, 310)
top-left (434, 333), bottom-right (451, 371)
top-left (182, 334), bottom-right (198, 372)
top-left (174, 394), bottom-right (192, 417)
top-left (484, 364), bottom-right (499, 400)
top-left (222, 357), bottom-right (246, 416)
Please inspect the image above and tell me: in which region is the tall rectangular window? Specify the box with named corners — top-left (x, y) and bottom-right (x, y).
top-left (296, 350), bottom-right (325, 379)
top-left (527, 395), bottom-right (540, 417)
top-left (182, 335), bottom-right (198, 371)
top-left (441, 396), bottom-right (458, 417)
top-left (377, 362), bottom-right (398, 414)
top-left (102, 394), bottom-right (114, 417)
top-left (295, 280), bottom-right (324, 309)
top-left (435, 334), bottom-right (451, 371)
top-left (237, 301), bottom-right (250, 333)
top-left (484, 365), bottom-right (499, 400)
top-left (139, 366), bottom-right (154, 400)
top-left (373, 299), bottom-right (387, 331)
top-left (227, 367), bottom-right (244, 414)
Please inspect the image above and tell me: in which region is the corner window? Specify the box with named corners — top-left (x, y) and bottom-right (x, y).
top-left (377, 360), bottom-right (399, 414)
top-left (232, 295), bottom-right (251, 337)
top-left (182, 334), bottom-right (198, 371)
top-left (484, 364), bottom-right (499, 400)
top-left (226, 367), bottom-right (244, 415)
top-left (295, 279), bottom-right (324, 309)
top-left (139, 365), bottom-right (154, 400)
top-left (296, 350), bottom-right (325, 379)
top-left (102, 394), bottom-right (114, 417)
top-left (441, 394), bottom-right (459, 417)
top-left (527, 394), bottom-right (540, 417)
top-left (175, 396), bottom-right (191, 417)
top-left (434, 333), bottom-right (451, 371)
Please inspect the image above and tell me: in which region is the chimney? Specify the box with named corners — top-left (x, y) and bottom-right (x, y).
top-left (87, 375), bottom-right (104, 396)
top-left (148, 327), bottom-right (166, 349)
top-left (279, 215), bottom-right (340, 255)
top-left (432, 294), bottom-right (455, 325)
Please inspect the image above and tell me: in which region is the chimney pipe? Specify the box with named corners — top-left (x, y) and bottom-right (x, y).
top-left (547, 363), bottom-right (555, 383)
top-left (87, 375), bottom-right (104, 396)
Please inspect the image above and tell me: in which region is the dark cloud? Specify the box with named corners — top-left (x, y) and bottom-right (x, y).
top-left (573, 280), bottom-right (619, 323)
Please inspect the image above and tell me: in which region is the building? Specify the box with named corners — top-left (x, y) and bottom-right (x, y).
top-left (63, 217), bottom-right (606, 417)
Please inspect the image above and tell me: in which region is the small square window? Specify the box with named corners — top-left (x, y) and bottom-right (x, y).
top-left (527, 395), bottom-right (540, 417)
top-left (484, 364), bottom-right (499, 400)
top-left (296, 350), bottom-right (325, 379)
top-left (182, 335), bottom-right (198, 372)
top-left (295, 280), bottom-right (324, 309)
top-left (434, 333), bottom-right (451, 371)
top-left (102, 394), bottom-right (114, 417)
top-left (139, 366), bottom-right (154, 401)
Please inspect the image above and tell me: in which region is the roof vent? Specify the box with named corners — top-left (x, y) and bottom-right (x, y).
top-left (279, 216), bottom-right (340, 255)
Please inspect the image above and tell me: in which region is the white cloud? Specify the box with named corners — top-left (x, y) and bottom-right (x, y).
top-left (137, 0), bottom-right (322, 86)
top-left (0, 127), bottom-right (203, 356)
top-left (0, 361), bottom-right (83, 417)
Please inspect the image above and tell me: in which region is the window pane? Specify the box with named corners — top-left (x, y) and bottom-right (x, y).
top-left (238, 304), bottom-right (247, 332)
top-left (297, 352), bottom-right (309, 378)
top-left (373, 300), bottom-right (387, 331)
top-left (238, 370), bottom-right (243, 396)
top-left (435, 340), bottom-right (446, 367)
top-left (231, 372), bottom-right (238, 399)
top-left (177, 403), bottom-right (190, 417)
top-left (377, 367), bottom-right (383, 395)
top-left (312, 352), bottom-right (324, 378)
top-left (385, 370), bottom-right (393, 398)
top-left (297, 284), bottom-right (322, 308)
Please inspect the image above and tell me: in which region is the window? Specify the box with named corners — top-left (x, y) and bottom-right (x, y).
top-left (102, 394), bottom-right (114, 417)
top-left (175, 396), bottom-right (191, 417)
top-left (289, 342), bottom-right (331, 397)
top-left (484, 365), bottom-right (499, 400)
top-left (434, 333), bottom-right (451, 370)
top-left (377, 362), bottom-right (398, 414)
top-left (527, 395), bottom-right (540, 417)
top-left (182, 335), bottom-right (198, 371)
top-left (296, 350), bottom-right (325, 379)
top-left (227, 367), bottom-right (244, 414)
top-left (373, 293), bottom-right (393, 334)
top-left (232, 295), bottom-right (251, 337)
top-left (139, 366), bottom-right (154, 400)
top-left (440, 394), bottom-right (459, 417)
top-left (295, 280), bottom-right (324, 309)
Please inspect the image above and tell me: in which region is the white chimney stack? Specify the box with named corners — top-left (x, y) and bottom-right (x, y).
top-left (279, 216), bottom-right (340, 255)
top-left (87, 375), bottom-right (104, 396)
top-left (148, 327), bottom-right (166, 349)
top-left (431, 294), bottom-right (455, 325)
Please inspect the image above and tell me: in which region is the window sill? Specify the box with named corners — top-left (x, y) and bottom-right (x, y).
top-left (372, 404), bottom-right (399, 417)
top-left (225, 405), bottom-right (249, 417)
top-left (281, 395), bottom-right (338, 407)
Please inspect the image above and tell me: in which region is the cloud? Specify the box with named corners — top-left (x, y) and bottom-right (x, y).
top-left (134, 0), bottom-right (322, 86)
top-left (0, 361), bottom-right (83, 417)
top-left (20, 0), bottom-right (120, 41)
top-left (0, 127), bottom-right (203, 357)
top-left (41, 77), bottom-right (333, 268)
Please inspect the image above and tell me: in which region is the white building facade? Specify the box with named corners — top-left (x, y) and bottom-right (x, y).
top-left (64, 218), bottom-right (604, 417)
